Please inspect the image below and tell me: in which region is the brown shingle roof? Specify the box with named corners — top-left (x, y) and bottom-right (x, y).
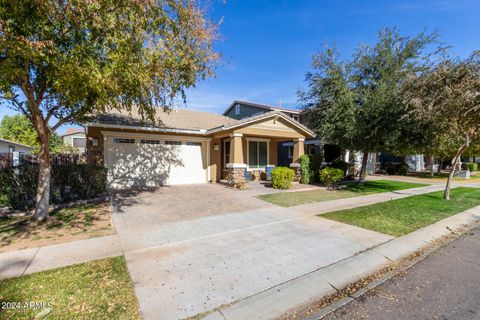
top-left (61, 128), bottom-right (85, 136)
top-left (90, 107), bottom-right (238, 131)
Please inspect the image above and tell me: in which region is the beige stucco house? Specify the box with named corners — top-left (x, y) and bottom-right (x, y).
top-left (86, 106), bottom-right (314, 188)
top-left (61, 128), bottom-right (87, 154)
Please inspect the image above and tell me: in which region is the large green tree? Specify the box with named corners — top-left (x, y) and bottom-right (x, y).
top-left (300, 28), bottom-right (437, 180)
top-left (402, 52), bottom-right (480, 199)
top-left (0, 113), bottom-right (37, 147)
top-left (0, 0), bottom-right (218, 219)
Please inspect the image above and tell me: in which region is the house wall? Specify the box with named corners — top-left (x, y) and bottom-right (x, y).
top-left (0, 141), bottom-right (32, 153)
top-left (224, 103), bottom-right (267, 120)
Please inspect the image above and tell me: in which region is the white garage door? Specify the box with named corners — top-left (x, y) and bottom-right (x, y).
top-left (106, 136), bottom-right (207, 188)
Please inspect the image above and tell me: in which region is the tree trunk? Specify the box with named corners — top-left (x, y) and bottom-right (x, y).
top-left (33, 133), bottom-right (51, 220)
top-left (429, 154), bottom-right (435, 177)
top-left (358, 151), bottom-right (369, 182)
top-left (437, 160), bottom-right (443, 175)
top-left (444, 141), bottom-right (469, 200)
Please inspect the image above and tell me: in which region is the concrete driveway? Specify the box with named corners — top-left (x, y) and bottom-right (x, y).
top-left (110, 183), bottom-right (393, 319)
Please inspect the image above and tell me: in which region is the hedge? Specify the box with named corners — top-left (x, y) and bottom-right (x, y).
top-left (271, 167), bottom-right (294, 189)
top-left (0, 164), bottom-right (108, 210)
top-left (319, 167), bottom-right (344, 189)
top-left (299, 155), bottom-right (310, 184)
top-left (466, 162), bottom-right (478, 172)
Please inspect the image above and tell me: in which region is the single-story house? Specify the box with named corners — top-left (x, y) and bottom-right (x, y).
top-left (61, 128), bottom-right (87, 154)
top-left (86, 107), bottom-right (314, 188)
top-left (0, 138), bottom-right (34, 154)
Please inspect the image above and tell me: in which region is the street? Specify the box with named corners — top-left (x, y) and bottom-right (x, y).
top-left (323, 225), bottom-right (480, 320)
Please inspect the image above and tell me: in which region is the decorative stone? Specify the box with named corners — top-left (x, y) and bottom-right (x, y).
top-left (227, 167), bottom-right (246, 188)
top-left (289, 163), bottom-right (302, 182)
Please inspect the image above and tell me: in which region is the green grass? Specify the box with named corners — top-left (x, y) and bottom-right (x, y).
top-left (322, 187), bottom-right (480, 237)
top-left (0, 256), bottom-right (140, 319)
top-left (258, 180), bottom-right (428, 207)
top-left (407, 172), bottom-right (480, 180)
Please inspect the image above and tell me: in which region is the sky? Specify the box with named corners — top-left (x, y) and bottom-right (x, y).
top-left (1, 0), bottom-right (479, 134)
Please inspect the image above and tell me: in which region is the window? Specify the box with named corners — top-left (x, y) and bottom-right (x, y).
top-left (73, 137), bottom-right (86, 148)
top-left (141, 139), bottom-right (160, 145)
top-left (248, 140), bottom-right (268, 169)
top-left (223, 140), bottom-right (230, 168)
top-left (235, 104), bottom-right (240, 115)
top-left (113, 138), bottom-right (135, 144)
top-left (165, 140), bottom-right (182, 145)
top-left (185, 142), bottom-right (202, 146)
top-left (287, 146), bottom-right (293, 159)
top-left (8, 145), bottom-right (15, 153)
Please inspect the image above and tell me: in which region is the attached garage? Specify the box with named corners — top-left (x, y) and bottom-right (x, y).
top-left (103, 132), bottom-right (209, 188)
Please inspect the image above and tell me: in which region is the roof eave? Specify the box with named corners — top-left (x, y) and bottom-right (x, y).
top-left (86, 122), bottom-right (207, 135)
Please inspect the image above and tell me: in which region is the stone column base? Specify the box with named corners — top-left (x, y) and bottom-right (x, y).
top-left (289, 163), bottom-right (301, 182)
top-left (226, 164), bottom-right (247, 189)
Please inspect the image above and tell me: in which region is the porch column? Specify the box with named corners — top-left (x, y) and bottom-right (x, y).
top-left (289, 138), bottom-right (305, 181)
top-left (226, 132), bottom-right (246, 187)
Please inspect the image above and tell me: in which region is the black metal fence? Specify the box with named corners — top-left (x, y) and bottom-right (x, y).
top-left (0, 153), bottom-right (85, 169)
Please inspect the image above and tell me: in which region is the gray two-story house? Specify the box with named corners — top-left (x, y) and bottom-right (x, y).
top-left (223, 100), bottom-right (340, 166)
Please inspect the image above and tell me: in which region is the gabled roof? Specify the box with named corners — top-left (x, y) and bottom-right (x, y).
top-left (208, 110), bottom-right (314, 137)
top-left (61, 128), bottom-right (85, 136)
top-left (223, 100), bottom-right (301, 116)
top-left (88, 107), bottom-right (314, 137)
top-left (89, 107), bottom-right (238, 133)
top-left (0, 138), bottom-right (34, 149)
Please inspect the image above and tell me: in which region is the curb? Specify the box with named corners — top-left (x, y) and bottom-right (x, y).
top-left (199, 206), bottom-right (480, 320)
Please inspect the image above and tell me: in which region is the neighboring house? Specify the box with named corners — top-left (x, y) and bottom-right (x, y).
top-left (0, 138), bottom-right (34, 167)
top-left (0, 138), bottom-right (34, 154)
top-left (61, 128), bottom-right (86, 154)
top-left (86, 106), bottom-right (314, 188)
top-left (223, 101), bottom-right (341, 166)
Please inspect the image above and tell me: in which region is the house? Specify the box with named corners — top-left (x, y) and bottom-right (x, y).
top-left (86, 106), bottom-right (314, 188)
top-left (61, 128), bottom-right (87, 154)
top-left (0, 138), bottom-right (34, 167)
top-left (223, 100), bottom-right (341, 166)
top-left (0, 138), bottom-right (34, 154)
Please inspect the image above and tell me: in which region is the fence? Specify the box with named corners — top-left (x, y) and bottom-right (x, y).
top-left (0, 153), bottom-right (86, 169)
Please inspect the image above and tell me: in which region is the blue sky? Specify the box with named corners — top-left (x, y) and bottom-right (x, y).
top-left (1, 0), bottom-right (479, 134)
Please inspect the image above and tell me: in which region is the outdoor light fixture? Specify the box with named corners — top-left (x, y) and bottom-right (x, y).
top-left (213, 143), bottom-right (219, 151)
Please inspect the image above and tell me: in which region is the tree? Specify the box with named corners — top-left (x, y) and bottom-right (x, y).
top-left (300, 28), bottom-right (437, 181)
top-left (403, 52), bottom-right (480, 199)
top-left (0, 114), bottom-right (37, 148)
top-left (0, 0), bottom-right (218, 219)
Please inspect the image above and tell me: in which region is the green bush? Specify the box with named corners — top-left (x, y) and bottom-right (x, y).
top-left (383, 162), bottom-right (409, 175)
top-left (271, 167), bottom-right (294, 189)
top-left (329, 160), bottom-right (348, 177)
top-left (308, 154), bottom-right (323, 183)
top-left (466, 162), bottom-right (478, 172)
top-left (299, 155), bottom-right (310, 184)
top-left (0, 164), bottom-right (108, 210)
top-left (319, 167), bottom-right (344, 188)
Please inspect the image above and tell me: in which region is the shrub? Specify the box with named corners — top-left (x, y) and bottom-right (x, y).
top-left (319, 167), bottom-right (344, 189)
top-left (271, 167), bottom-right (294, 189)
top-left (308, 154), bottom-right (323, 183)
top-left (383, 162), bottom-right (409, 175)
top-left (466, 162), bottom-right (478, 172)
top-left (329, 160), bottom-right (348, 177)
top-left (299, 155), bottom-right (311, 184)
top-left (0, 164), bottom-right (108, 210)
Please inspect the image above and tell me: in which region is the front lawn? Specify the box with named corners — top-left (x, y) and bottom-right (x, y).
top-left (0, 203), bottom-right (114, 252)
top-left (258, 180), bottom-right (427, 207)
top-left (0, 256), bottom-right (140, 319)
top-left (322, 187), bottom-right (480, 237)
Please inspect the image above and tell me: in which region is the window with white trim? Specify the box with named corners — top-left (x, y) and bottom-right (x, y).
top-left (165, 140), bottom-right (182, 145)
top-left (113, 138), bottom-right (135, 144)
top-left (185, 142), bottom-right (202, 146)
top-left (223, 140), bottom-right (231, 168)
top-left (141, 139), bottom-right (160, 145)
top-left (235, 104), bottom-right (240, 115)
top-left (248, 140), bottom-right (268, 169)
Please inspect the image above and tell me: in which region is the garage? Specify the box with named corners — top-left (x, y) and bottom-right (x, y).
top-left (104, 134), bottom-right (208, 188)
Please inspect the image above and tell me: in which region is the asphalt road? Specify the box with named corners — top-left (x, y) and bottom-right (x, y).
top-left (323, 225), bottom-right (480, 320)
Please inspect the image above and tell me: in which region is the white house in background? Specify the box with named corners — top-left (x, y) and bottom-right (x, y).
top-left (0, 138), bottom-right (34, 154)
top-left (61, 128), bottom-right (86, 154)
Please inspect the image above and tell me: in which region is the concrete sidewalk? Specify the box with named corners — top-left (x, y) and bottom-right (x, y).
top-left (206, 206), bottom-right (480, 320)
top-left (0, 234), bottom-right (122, 279)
